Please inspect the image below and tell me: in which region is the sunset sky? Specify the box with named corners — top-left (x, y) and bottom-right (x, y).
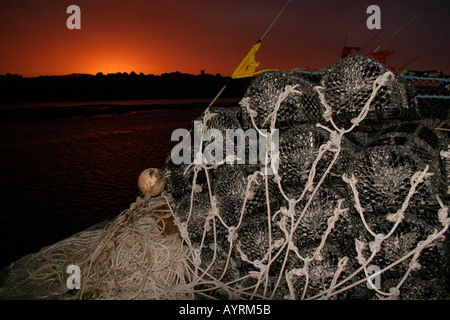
top-left (0, 0), bottom-right (449, 77)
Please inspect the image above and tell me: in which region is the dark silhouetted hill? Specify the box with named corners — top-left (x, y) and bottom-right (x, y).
top-left (0, 72), bottom-right (252, 103)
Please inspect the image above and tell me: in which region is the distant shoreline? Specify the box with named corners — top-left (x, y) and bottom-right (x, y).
top-left (0, 98), bottom-right (240, 123)
top-left (0, 72), bottom-right (252, 104)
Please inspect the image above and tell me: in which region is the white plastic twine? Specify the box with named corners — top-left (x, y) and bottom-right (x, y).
top-left (263, 84), bottom-right (302, 128)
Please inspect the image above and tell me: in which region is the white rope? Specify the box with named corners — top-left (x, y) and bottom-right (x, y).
top-left (314, 70), bottom-right (395, 132)
top-left (262, 84), bottom-right (302, 128)
top-left (342, 173), bottom-right (378, 238)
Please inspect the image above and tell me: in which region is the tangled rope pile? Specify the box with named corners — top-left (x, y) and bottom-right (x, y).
top-left (1, 55), bottom-right (448, 300)
top-left (1, 196), bottom-right (194, 299)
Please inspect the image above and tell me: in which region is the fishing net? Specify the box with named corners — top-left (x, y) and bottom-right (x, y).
top-left (0, 196), bottom-right (193, 300)
top-left (1, 55), bottom-right (449, 300)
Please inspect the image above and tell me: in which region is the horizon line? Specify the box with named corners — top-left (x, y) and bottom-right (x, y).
top-left (0, 70), bottom-right (233, 79)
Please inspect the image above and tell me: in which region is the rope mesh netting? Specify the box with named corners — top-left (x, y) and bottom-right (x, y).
top-left (1, 55), bottom-right (449, 300)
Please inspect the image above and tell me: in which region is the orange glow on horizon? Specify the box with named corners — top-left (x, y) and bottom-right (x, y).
top-left (0, 1), bottom-right (448, 78)
top-left (79, 49), bottom-right (151, 76)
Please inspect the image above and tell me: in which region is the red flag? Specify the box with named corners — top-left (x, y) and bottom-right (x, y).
top-left (341, 47), bottom-right (360, 58)
top-left (366, 51), bottom-right (394, 65)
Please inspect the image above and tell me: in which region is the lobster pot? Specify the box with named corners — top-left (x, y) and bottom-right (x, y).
top-left (320, 55), bottom-right (420, 124)
top-left (240, 70), bottom-right (323, 130)
top-left (278, 124), bottom-right (356, 199)
top-left (353, 194), bottom-right (449, 299)
top-left (212, 164), bottom-right (281, 225)
top-left (367, 121), bottom-right (448, 196)
top-left (345, 144), bottom-right (440, 213)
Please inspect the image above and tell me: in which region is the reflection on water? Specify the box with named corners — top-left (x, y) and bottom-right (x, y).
top-left (0, 105), bottom-right (205, 268)
top-left (0, 98), bottom-right (235, 110)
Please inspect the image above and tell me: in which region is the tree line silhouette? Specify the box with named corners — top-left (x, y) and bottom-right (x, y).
top-left (0, 71), bottom-right (252, 103)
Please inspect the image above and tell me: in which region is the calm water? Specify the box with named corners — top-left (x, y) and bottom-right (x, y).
top-left (0, 99), bottom-right (236, 268)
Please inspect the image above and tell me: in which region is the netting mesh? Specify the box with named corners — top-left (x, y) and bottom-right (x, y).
top-left (319, 55), bottom-right (420, 124)
top-left (278, 124), bottom-right (354, 198)
top-left (1, 55), bottom-right (449, 300)
top-left (240, 70), bottom-right (323, 129)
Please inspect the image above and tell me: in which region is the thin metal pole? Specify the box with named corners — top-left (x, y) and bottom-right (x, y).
top-left (397, 54), bottom-right (422, 73)
top-left (161, 81), bottom-right (229, 170)
top-left (373, 10), bottom-right (423, 52)
top-left (259, 0), bottom-right (292, 42)
top-left (360, 30), bottom-right (382, 52)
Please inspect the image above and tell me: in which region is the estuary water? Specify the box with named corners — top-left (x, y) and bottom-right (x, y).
top-left (0, 98), bottom-right (238, 268)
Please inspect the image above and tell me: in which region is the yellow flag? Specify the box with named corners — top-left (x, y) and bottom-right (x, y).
top-left (231, 41), bottom-right (275, 79)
